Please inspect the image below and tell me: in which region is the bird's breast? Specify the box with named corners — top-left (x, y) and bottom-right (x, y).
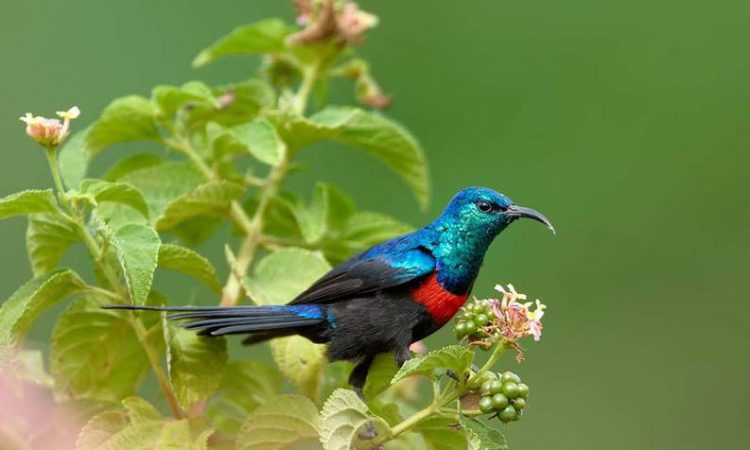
top-left (410, 272), bottom-right (468, 325)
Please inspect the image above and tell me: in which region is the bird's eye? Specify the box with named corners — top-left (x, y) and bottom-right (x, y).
top-left (477, 201), bottom-right (492, 213)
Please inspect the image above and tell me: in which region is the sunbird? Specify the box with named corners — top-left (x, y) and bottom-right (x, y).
top-left (106, 187), bottom-right (553, 395)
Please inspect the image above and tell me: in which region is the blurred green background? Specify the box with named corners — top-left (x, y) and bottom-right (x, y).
top-left (2, 0), bottom-right (749, 448)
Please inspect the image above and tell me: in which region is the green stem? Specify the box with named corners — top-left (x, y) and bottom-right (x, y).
top-left (44, 147), bottom-right (70, 210)
top-left (294, 61), bottom-right (321, 115)
top-left (131, 317), bottom-right (184, 419)
top-left (371, 341), bottom-right (509, 447)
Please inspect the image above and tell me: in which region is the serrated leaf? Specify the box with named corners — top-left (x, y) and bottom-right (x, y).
top-left (234, 117), bottom-right (285, 166)
top-left (26, 213), bottom-right (80, 275)
top-left (0, 269), bottom-right (86, 353)
top-left (417, 417), bottom-right (470, 450)
top-left (17, 348), bottom-right (53, 386)
top-left (76, 410), bottom-right (129, 450)
top-left (80, 179), bottom-right (149, 218)
top-left (319, 389), bottom-right (390, 450)
top-left (86, 96), bottom-right (160, 155)
top-left (391, 345), bottom-right (474, 384)
top-left (205, 79), bottom-right (276, 126)
top-left (193, 18), bottom-right (295, 67)
top-left (245, 247), bottom-right (331, 305)
top-left (51, 296), bottom-right (149, 403)
top-left (163, 319), bottom-right (227, 410)
top-left (155, 180), bottom-right (244, 230)
top-left (270, 336), bottom-right (327, 399)
top-left (152, 81), bottom-right (216, 118)
top-left (103, 153), bottom-right (164, 181)
top-left (0, 189), bottom-right (58, 219)
top-left (157, 244), bottom-right (221, 293)
top-left (117, 162), bottom-right (204, 221)
top-left (59, 130), bottom-right (89, 188)
top-left (206, 360), bottom-right (283, 435)
top-left (315, 107), bottom-right (430, 209)
top-left (235, 394), bottom-right (319, 450)
top-left (111, 224), bottom-right (160, 305)
top-left (76, 397), bottom-right (211, 450)
top-left (458, 416), bottom-right (508, 450)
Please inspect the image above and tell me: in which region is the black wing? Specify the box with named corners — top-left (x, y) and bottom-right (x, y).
top-left (288, 247), bottom-right (436, 305)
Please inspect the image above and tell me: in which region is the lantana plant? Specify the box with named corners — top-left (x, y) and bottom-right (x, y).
top-left (0, 1), bottom-right (549, 449)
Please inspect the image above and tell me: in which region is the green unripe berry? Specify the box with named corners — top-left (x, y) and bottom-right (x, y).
top-left (488, 380), bottom-right (504, 395)
top-left (498, 405), bottom-right (517, 423)
top-left (480, 380), bottom-right (494, 396)
top-left (501, 371), bottom-right (521, 384)
top-left (454, 322), bottom-right (467, 336)
top-left (479, 396), bottom-right (494, 413)
top-left (491, 393), bottom-right (509, 410)
top-left (512, 398), bottom-right (527, 410)
top-left (475, 314), bottom-right (489, 325)
top-left (502, 382), bottom-right (520, 398)
top-left (517, 383), bottom-right (529, 398)
top-left (468, 371), bottom-right (490, 390)
top-left (464, 320), bottom-right (477, 335)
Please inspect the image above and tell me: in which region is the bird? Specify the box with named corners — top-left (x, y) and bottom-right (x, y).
top-left (105, 187), bottom-right (553, 396)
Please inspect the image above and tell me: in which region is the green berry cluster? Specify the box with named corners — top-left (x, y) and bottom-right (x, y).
top-left (477, 371), bottom-right (529, 423)
top-left (454, 298), bottom-right (495, 340)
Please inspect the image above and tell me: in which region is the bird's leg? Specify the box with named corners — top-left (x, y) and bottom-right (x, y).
top-left (394, 345), bottom-right (412, 368)
top-left (349, 355), bottom-right (375, 400)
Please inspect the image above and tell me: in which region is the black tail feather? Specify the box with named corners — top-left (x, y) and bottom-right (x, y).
top-left (102, 304), bottom-right (325, 340)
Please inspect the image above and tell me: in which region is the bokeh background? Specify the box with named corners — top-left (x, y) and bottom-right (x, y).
top-left (2, 1), bottom-right (749, 448)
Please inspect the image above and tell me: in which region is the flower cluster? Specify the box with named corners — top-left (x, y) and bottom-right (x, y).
top-left (454, 283), bottom-right (547, 355)
top-left (19, 107), bottom-right (80, 148)
top-left (491, 284), bottom-right (546, 342)
top-left (291, 0), bottom-right (378, 45)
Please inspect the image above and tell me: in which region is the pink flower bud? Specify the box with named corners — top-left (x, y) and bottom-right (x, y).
top-left (19, 106), bottom-right (80, 148)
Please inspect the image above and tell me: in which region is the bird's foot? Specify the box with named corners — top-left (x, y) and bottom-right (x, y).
top-left (357, 421), bottom-right (379, 440)
top-left (471, 364), bottom-right (480, 372)
top-left (445, 369), bottom-right (459, 381)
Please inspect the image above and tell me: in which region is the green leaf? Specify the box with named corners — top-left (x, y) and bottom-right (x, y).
top-left (59, 130), bottom-right (90, 188)
top-left (117, 161), bottom-right (204, 223)
top-left (76, 397), bottom-right (212, 450)
top-left (206, 361), bottom-right (283, 435)
top-left (152, 81), bottom-right (216, 117)
top-left (233, 117), bottom-right (285, 166)
top-left (111, 224), bottom-right (161, 305)
top-left (193, 18), bottom-right (295, 67)
top-left (319, 389), bottom-right (390, 450)
top-left (204, 79), bottom-right (276, 126)
top-left (155, 180), bottom-right (244, 230)
top-left (245, 247), bottom-right (331, 305)
top-left (458, 416), bottom-right (508, 450)
top-left (157, 244), bottom-right (221, 293)
top-left (391, 345), bottom-right (474, 384)
top-left (315, 107), bottom-right (430, 209)
top-left (270, 336), bottom-right (327, 400)
top-left (245, 248), bottom-right (331, 398)
top-left (86, 96), bottom-right (160, 155)
top-left (417, 417), bottom-right (471, 450)
top-left (363, 353), bottom-right (400, 401)
top-left (235, 394), bottom-right (319, 450)
top-left (163, 319), bottom-right (227, 410)
top-left (26, 213), bottom-right (80, 275)
top-left (51, 296), bottom-right (149, 403)
top-left (283, 107), bottom-right (430, 209)
top-left (103, 153), bottom-right (164, 182)
top-left (76, 410), bottom-right (130, 450)
top-left (342, 211), bottom-right (413, 246)
top-left (0, 189), bottom-right (58, 219)
top-left (80, 179), bottom-right (149, 218)
top-left (296, 183), bottom-right (356, 244)
top-left (0, 269), bottom-right (86, 353)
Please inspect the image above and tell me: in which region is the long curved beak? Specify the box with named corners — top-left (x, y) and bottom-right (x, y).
top-left (507, 205), bottom-right (556, 234)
